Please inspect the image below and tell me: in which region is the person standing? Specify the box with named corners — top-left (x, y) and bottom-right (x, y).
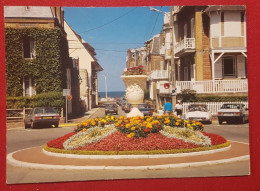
top-left (175, 100), bottom-right (183, 118)
top-left (164, 102), bottom-right (173, 115)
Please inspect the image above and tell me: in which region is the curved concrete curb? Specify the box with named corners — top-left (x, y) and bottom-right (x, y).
top-left (6, 141), bottom-right (250, 170)
top-left (7, 151), bottom-right (249, 170)
top-left (42, 145), bottom-right (232, 159)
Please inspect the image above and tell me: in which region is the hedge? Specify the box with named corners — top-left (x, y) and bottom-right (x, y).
top-left (177, 89), bottom-right (248, 102)
top-left (6, 91), bottom-right (65, 109)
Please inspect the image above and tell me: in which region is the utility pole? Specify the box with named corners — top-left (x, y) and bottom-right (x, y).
top-left (101, 74), bottom-right (108, 101)
top-left (170, 6), bottom-right (177, 106)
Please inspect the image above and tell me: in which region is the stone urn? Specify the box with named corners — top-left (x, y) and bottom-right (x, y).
top-left (121, 75), bottom-right (148, 117)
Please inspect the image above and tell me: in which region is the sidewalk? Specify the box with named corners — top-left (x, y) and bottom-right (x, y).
top-left (59, 107), bottom-right (101, 127)
top-left (6, 107), bottom-right (101, 129)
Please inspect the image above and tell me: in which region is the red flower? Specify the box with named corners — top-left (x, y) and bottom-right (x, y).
top-left (144, 128), bottom-right (150, 133)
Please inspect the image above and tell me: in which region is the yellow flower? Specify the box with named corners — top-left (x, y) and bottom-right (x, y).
top-left (127, 133), bottom-right (135, 138)
top-left (82, 128), bottom-right (86, 132)
top-left (131, 126), bottom-right (136, 131)
top-left (125, 124), bottom-right (131, 128)
top-left (115, 123), bottom-right (119, 127)
top-left (146, 123), bottom-right (153, 129)
top-left (187, 124), bottom-right (191, 127)
top-left (175, 122), bottom-right (180, 126)
top-left (91, 122), bottom-right (96, 126)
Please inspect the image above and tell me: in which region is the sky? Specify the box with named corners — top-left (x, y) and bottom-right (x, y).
top-left (64, 6), bottom-right (170, 92)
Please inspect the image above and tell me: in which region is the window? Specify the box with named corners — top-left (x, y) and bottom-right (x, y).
top-left (190, 18), bottom-right (194, 38)
top-left (222, 57), bottom-right (236, 77)
top-left (23, 76), bottom-right (36, 96)
top-left (23, 37), bottom-right (35, 58)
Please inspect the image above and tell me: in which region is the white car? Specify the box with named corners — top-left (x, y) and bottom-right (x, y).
top-left (217, 103), bottom-right (249, 124)
top-left (184, 104), bottom-right (212, 124)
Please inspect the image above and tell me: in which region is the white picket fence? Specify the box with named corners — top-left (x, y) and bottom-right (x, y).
top-left (182, 102), bottom-right (248, 115)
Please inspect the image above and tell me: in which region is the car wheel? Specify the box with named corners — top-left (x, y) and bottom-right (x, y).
top-left (54, 122), bottom-right (59, 128)
top-left (31, 121), bottom-right (36, 129)
top-left (24, 122), bottom-right (30, 129)
top-left (218, 119), bottom-right (223, 125)
top-left (240, 116), bottom-right (245, 124)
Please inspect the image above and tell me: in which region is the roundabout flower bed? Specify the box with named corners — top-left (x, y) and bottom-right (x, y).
top-left (44, 115), bottom-right (230, 155)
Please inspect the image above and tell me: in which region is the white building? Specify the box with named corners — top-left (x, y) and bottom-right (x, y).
top-left (64, 21), bottom-right (103, 111)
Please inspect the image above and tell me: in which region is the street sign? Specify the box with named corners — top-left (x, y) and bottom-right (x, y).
top-left (67, 95), bottom-right (73, 101)
top-left (63, 89), bottom-right (71, 96)
top-left (171, 88), bottom-right (177, 96)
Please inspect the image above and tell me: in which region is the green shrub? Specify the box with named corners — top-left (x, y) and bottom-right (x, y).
top-left (177, 89), bottom-right (197, 102)
top-left (6, 91), bottom-right (65, 110)
top-left (196, 95), bottom-right (248, 102)
top-left (177, 89), bottom-right (248, 102)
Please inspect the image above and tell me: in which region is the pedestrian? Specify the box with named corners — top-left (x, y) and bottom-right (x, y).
top-left (158, 106), bottom-right (164, 115)
top-left (175, 100), bottom-right (183, 118)
top-left (164, 102), bottom-right (173, 115)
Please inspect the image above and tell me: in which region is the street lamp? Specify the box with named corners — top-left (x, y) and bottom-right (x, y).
top-left (101, 74), bottom-right (108, 101)
top-left (149, 7), bottom-right (164, 13)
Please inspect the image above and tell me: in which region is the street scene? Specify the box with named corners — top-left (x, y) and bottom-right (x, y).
top-left (7, 104), bottom-right (249, 184)
top-left (4, 5), bottom-right (250, 185)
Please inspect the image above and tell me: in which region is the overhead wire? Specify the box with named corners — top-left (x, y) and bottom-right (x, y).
top-left (149, 6), bottom-right (162, 39)
top-left (77, 7), bottom-right (137, 35)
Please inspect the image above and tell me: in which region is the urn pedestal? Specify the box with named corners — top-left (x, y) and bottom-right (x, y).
top-left (121, 75), bottom-right (148, 117)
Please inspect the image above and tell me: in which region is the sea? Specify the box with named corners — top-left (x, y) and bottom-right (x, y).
top-left (98, 91), bottom-right (125, 99)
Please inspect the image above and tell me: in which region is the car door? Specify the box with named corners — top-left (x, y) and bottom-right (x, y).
top-left (24, 108), bottom-right (33, 124)
top-left (243, 105), bottom-right (249, 120)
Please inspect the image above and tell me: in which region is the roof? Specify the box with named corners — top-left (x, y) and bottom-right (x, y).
top-left (83, 42), bottom-right (96, 58)
top-left (4, 6), bottom-right (54, 19)
top-left (92, 61), bottom-right (103, 71)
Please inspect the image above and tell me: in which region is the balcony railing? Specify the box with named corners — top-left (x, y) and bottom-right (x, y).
top-left (174, 38), bottom-right (195, 56)
top-left (176, 79), bottom-right (248, 94)
top-left (150, 70), bottom-right (169, 80)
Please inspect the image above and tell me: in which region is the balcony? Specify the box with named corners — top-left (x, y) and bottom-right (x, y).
top-left (174, 38), bottom-right (195, 57)
top-left (176, 79), bottom-right (248, 94)
top-left (150, 70), bottom-right (169, 80)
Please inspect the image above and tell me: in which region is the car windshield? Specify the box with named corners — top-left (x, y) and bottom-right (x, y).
top-left (106, 104), bottom-right (116, 108)
top-left (138, 104), bottom-right (151, 109)
top-left (188, 105), bottom-right (208, 112)
top-left (221, 104), bottom-right (242, 109)
top-left (34, 107), bottom-right (56, 114)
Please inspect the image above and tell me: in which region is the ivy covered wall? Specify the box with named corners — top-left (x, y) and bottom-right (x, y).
top-left (5, 27), bottom-right (71, 97)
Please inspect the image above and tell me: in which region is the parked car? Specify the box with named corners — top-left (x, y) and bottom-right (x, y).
top-left (105, 103), bottom-right (118, 115)
top-left (217, 103), bottom-right (249, 124)
top-left (123, 103), bottom-right (131, 113)
top-left (184, 104), bottom-right (212, 124)
top-left (24, 107), bottom-right (60, 129)
top-left (138, 104), bottom-right (154, 116)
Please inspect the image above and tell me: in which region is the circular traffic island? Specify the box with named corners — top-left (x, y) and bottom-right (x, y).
top-left (44, 115), bottom-right (230, 156)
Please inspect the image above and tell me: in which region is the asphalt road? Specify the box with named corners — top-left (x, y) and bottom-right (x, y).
top-left (6, 106), bottom-right (250, 184)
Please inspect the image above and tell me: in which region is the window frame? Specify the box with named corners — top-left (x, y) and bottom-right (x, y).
top-left (222, 56), bottom-right (237, 78)
top-left (22, 37), bottom-right (36, 59)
